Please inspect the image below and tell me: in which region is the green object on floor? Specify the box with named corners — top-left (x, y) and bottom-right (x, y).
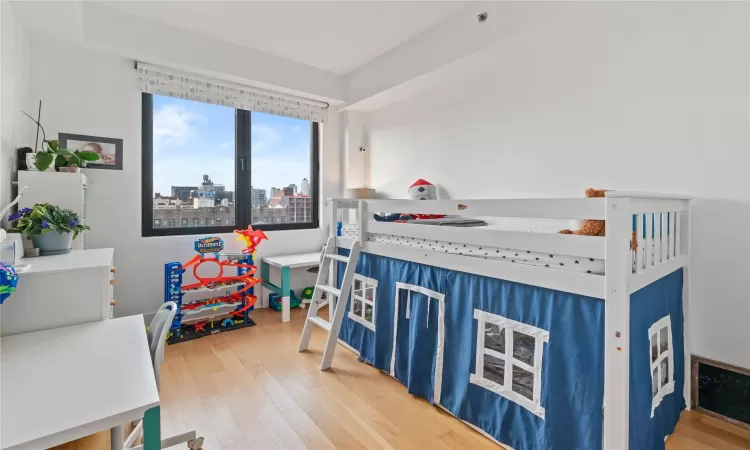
top-left (269, 291), bottom-right (301, 311)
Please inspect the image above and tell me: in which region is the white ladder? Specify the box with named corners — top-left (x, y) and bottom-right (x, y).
top-left (298, 235), bottom-right (361, 370)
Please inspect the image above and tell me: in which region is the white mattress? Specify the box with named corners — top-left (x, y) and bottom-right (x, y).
top-left (339, 223), bottom-right (606, 275)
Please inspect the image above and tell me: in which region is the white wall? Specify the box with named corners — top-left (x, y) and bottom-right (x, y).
top-left (365, 2), bottom-right (750, 368)
top-left (0, 3), bottom-right (31, 225)
top-left (29, 39), bottom-right (341, 318)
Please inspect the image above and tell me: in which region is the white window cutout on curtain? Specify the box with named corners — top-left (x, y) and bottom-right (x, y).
top-left (348, 274), bottom-right (377, 331)
top-left (648, 315), bottom-right (674, 417)
top-left (470, 309), bottom-right (549, 419)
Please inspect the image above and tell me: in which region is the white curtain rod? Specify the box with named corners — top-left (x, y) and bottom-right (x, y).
top-left (135, 62), bottom-right (329, 109)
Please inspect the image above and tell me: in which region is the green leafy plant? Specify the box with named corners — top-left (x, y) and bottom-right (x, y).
top-left (33, 140), bottom-right (100, 172)
top-left (8, 203), bottom-right (90, 239)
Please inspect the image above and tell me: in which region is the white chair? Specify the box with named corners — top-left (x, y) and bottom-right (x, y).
top-left (120, 302), bottom-right (204, 450)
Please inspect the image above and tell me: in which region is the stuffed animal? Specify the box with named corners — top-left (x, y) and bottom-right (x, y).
top-left (373, 179), bottom-right (445, 222)
top-left (559, 188), bottom-right (638, 251)
top-left (409, 179), bottom-right (438, 200)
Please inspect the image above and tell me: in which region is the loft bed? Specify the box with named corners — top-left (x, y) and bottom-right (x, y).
top-left (327, 193), bottom-right (691, 450)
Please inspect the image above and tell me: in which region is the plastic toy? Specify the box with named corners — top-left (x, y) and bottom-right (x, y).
top-left (164, 232), bottom-right (267, 344)
top-left (234, 226), bottom-right (268, 254)
top-left (301, 286), bottom-right (314, 300)
top-left (269, 291), bottom-right (301, 312)
top-left (0, 263), bottom-right (19, 305)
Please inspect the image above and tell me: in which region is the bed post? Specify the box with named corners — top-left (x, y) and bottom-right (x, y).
top-left (681, 204), bottom-right (692, 409)
top-left (603, 196), bottom-right (631, 450)
top-left (357, 200), bottom-right (366, 247)
top-left (330, 199), bottom-right (338, 313)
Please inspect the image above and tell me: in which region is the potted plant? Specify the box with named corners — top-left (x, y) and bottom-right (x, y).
top-left (8, 203), bottom-right (90, 255)
top-left (21, 106), bottom-right (99, 171)
top-left (31, 140), bottom-right (100, 172)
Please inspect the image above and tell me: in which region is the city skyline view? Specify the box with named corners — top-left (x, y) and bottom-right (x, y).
top-left (152, 94), bottom-right (312, 197)
top-left (152, 174), bottom-right (312, 228)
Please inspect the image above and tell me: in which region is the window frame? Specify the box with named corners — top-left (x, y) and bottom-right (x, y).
top-left (141, 93), bottom-right (320, 237)
top-left (648, 314), bottom-right (674, 417)
top-left (470, 309), bottom-right (549, 419)
top-left (348, 274), bottom-right (377, 330)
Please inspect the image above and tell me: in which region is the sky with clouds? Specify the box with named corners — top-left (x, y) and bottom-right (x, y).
top-left (152, 94), bottom-right (312, 197)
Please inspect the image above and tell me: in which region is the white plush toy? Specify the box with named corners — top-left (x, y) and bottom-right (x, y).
top-left (408, 179), bottom-right (438, 200)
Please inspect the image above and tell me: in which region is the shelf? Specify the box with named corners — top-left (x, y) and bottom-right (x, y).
top-left (182, 281), bottom-right (248, 295)
top-left (182, 301), bottom-right (242, 316)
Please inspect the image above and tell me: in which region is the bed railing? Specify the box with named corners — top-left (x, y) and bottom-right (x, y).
top-left (618, 192), bottom-right (691, 294)
top-left (329, 194), bottom-right (690, 299)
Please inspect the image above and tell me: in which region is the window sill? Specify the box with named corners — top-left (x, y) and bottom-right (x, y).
top-left (142, 222), bottom-right (321, 238)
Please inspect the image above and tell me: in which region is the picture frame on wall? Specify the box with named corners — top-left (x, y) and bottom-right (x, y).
top-left (59, 133), bottom-right (123, 170)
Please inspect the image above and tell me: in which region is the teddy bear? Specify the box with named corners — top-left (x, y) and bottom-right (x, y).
top-left (559, 188), bottom-right (638, 251)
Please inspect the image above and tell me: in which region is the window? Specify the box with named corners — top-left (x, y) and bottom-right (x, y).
top-left (141, 93), bottom-right (319, 237)
top-left (470, 310), bottom-right (549, 419)
top-left (649, 315), bottom-right (674, 417)
top-left (349, 274), bottom-right (377, 330)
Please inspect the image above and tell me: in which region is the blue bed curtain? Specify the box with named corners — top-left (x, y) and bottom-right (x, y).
top-left (338, 252), bottom-right (606, 450)
top-left (629, 269), bottom-right (686, 449)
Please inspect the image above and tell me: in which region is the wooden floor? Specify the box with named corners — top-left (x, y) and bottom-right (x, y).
top-left (56, 307), bottom-right (749, 450)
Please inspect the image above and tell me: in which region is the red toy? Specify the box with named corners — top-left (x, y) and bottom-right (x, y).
top-left (165, 233), bottom-right (267, 344)
top-left (234, 226), bottom-right (268, 254)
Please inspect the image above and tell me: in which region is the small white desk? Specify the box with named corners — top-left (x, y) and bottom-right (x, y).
top-left (261, 252), bottom-right (321, 322)
top-left (0, 315), bottom-right (160, 449)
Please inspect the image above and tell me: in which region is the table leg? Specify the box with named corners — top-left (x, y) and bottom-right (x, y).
top-left (261, 261), bottom-right (269, 309)
top-left (110, 425), bottom-right (124, 450)
top-left (281, 265), bottom-right (291, 323)
top-left (143, 406), bottom-right (161, 450)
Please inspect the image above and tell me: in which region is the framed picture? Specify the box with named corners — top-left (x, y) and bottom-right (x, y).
top-left (59, 133), bottom-right (123, 170)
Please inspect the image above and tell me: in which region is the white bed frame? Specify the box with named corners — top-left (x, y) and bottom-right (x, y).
top-left (328, 192), bottom-right (691, 450)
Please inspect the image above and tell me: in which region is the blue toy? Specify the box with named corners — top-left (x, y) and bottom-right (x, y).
top-left (0, 263), bottom-right (19, 305)
top-left (269, 291), bottom-right (301, 312)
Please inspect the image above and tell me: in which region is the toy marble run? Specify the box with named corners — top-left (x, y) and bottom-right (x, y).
top-left (164, 227), bottom-right (268, 344)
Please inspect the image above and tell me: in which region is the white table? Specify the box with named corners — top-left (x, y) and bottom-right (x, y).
top-left (261, 252), bottom-right (321, 322)
top-left (0, 315), bottom-right (160, 449)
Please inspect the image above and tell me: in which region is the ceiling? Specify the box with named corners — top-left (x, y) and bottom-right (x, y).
top-left (104, 1), bottom-right (467, 75)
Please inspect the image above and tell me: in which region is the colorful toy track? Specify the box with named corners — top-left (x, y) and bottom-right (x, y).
top-left (164, 232), bottom-right (266, 344)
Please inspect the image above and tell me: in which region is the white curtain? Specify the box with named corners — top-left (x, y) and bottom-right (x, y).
top-left (136, 64), bottom-right (328, 123)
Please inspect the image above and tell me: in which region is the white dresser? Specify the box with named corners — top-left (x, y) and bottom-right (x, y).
top-left (0, 248), bottom-right (115, 336)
